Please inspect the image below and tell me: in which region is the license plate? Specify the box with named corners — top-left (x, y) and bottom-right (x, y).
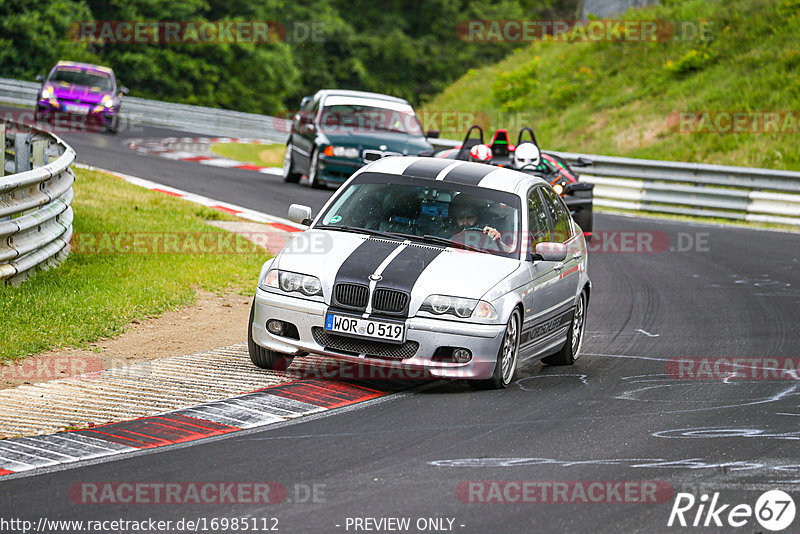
top-left (63, 104), bottom-right (88, 115)
top-left (325, 313), bottom-right (405, 343)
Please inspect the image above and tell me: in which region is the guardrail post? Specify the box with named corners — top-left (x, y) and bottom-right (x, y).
top-left (0, 123), bottom-right (5, 177)
top-left (32, 139), bottom-right (46, 168)
top-left (14, 132), bottom-right (31, 173)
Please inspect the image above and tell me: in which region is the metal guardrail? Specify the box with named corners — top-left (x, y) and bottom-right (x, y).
top-left (0, 78), bottom-right (290, 142)
top-left (0, 122), bottom-right (75, 284)
top-left (549, 151), bottom-right (800, 226)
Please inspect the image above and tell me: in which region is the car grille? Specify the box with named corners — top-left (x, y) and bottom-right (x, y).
top-left (362, 150), bottom-right (403, 162)
top-left (334, 283), bottom-right (369, 310)
top-left (312, 327), bottom-right (419, 359)
top-left (372, 289), bottom-right (408, 314)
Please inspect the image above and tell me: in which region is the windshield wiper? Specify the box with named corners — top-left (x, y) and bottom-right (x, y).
top-left (323, 225), bottom-right (399, 240)
top-left (386, 232), bottom-right (483, 253)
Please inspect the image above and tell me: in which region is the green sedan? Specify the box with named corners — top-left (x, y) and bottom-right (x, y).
top-left (283, 89), bottom-right (437, 188)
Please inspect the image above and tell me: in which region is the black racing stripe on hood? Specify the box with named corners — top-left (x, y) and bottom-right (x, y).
top-left (333, 238), bottom-right (401, 287)
top-left (375, 245), bottom-right (444, 303)
top-left (401, 158), bottom-right (457, 179)
top-left (440, 163), bottom-right (496, 185)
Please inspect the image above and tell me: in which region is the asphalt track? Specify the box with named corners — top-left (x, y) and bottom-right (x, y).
top-left (2, 110), bottom-right (800, 533)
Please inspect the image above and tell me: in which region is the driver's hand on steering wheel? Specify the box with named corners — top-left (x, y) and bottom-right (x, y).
top-left (483, 226), bottom-right (502, 241)
top-left (482, 226), bottom-right (514, 253)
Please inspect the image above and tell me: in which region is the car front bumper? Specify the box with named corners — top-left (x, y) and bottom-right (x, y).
top-left (251, 288), bottom-right (506, 380)
top-left (36, 99), bottom-right (117, 125)
top-left (316, 155), bottom-right (363, 186)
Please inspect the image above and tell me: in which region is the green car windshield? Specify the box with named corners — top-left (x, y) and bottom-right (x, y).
top-left (318, 105), bottom-right (424, 136)
top-left (317, 173), bottom-right (521, 258)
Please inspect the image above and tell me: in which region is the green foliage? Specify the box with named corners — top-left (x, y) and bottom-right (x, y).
top-left (0, 168), bottom-right (265, 362)
top-left (664, 49), bottom-right (714, 75)
top-left (423, 0), bottom-right (800, 171)
top-left (0, 0), bottom-right (566, 113)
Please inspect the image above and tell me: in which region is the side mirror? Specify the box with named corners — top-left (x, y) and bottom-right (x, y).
top-left (531, 242), bottom-right (567, 262)
top-left (299, 96), bottom-right (311, 109)
top-left (426, 129), bottom-right (440, 139)
top-left (36, 74), bottom-right (45, 83)
top-left (119, 86), bottom-right (130, 95)
top-left (288, 204), bottom-right (313, 225)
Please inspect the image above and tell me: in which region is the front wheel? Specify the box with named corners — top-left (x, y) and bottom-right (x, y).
top-left (307, 149), bottom-right (325, 189)
top-left (106, 115), bottom-right (119, 134)
top-left (283, 142), bottom-right (301, 183)
top-left (476, 308), bottom-right (521, 389)
top-left (247, 299), bottom-right (294, 371)
top-left (542, 291), bottom-right (586, 366)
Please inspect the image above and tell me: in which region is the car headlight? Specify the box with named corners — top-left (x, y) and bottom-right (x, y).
top-left (101, 95), bottom-right (114, 108)
top-left (323, 145), bottom-right (360, 159)
top-left (41, 86), bottom-right (54, 100)
top-left (260, 269), bottom-right (322, 297)
top-left (420, 295), bottom-right (497, 320)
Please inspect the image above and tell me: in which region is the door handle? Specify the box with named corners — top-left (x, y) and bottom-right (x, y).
top-left (573, 251), bottom-right (583, 259)
top-left (553, 262), bottom-right (564, 271)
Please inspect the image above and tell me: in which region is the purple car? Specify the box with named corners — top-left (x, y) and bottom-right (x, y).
top-left (35, 61), bottom-right (129, 133)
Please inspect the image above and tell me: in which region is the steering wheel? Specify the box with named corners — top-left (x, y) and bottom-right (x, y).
top-left (463, 226), bottom-right (486, 232)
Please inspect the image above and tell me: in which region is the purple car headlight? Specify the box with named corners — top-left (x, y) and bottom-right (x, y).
top-left (40, 85), bottom-right (55, 100)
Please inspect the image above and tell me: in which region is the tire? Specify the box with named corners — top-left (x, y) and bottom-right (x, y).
top-left (307, 149), bottom-right (325, 189)
top-left (574, 208), bottom-right (593, 236)
top-left (247, 299), bottom-right (294, 371)
top-left (542, 291), bottom-right (587, 366)
top-left (475, 308), bottom-right (521, 389)
top-left (106, 115), bottom-right (119, 134)
top-left (283, 142), bottom-right (301, 183)
top-left (34, 106), bottom-right (48, 123)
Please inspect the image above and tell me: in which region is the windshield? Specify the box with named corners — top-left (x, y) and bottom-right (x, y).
top-left (50, 68), bottom-right (113, 91)
top-left (317, 173), bottom-right (521, 258)
top-left (318, 104), bottom-right (423, 136)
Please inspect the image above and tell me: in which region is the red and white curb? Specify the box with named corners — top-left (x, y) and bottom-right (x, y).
top-left (0, 377), bottom-right (386, 477)
top-left (129, 137), bottom-right (283, 175)
top-left (73, 163), bottom-right (303, 235)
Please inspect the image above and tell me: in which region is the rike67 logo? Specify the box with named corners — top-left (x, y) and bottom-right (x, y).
top-left (668, 490), bottom-right (795, 531)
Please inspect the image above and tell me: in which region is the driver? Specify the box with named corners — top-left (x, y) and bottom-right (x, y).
top-left (444, 194), bottom-right (513, 253)
top-left (513, 142), bottom-right (541, 170)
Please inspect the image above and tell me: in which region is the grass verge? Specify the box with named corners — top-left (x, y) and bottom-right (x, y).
top-left (210, 142), bottom-right (285, 167)
top-left (0, 168), bottom-right (268, 364)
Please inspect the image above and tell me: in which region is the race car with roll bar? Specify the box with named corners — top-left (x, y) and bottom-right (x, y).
top-left (435, 125), bottom-right (594, 238)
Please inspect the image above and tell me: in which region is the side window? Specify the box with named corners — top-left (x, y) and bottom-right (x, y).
top-left (310, 98), bottom-right (321, 121)
top-left (527, 188), bottom-right (551, 248)
top-left (540, 187), bottom-right (573, 243)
